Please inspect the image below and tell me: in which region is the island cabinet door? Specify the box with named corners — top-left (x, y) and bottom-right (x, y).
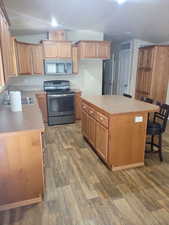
top-left (95, 122), bottom-right (108, 161)
top-left (81, 110), bottom-right (89, 138)
top-left (87, 115), bottom-right (96, 148)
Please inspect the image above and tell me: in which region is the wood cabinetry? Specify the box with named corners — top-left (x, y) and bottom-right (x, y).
top-left (48, 30), bottom-right (65, 41)
top-left (72, 46), bottom-right (79, 74)
top-left (0, 130), bottom-right (44, 211)
top-left (78, 41), bottom-right (111, 59)
top-left (16, 41), bottom-right (43, 75)
top-left (43, 41), bottom-right (72, 58)
top-left (16, 42), bottom-right (33, 74)
top-left (0, 9), bottom-right (13, 82)
top-left (95, 122), bottom-right (108, 160)
top-left (74, 91), bottom-right (81, 120)
top-left (81, 101), bottom-right (109, 163)
top-left (32, 45), bottom-right (44, 74)
top-left (36, 93), bottom-right (48, 123)
top-left (135, 45), bottom-right (169, 103)
top-left (81, 96), bottom-right (158, 171)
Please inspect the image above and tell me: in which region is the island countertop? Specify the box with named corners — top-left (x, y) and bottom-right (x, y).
top-left (0, 91), bottom-right (44, 134)
top-left (81, 95), bottom-right (159, 115)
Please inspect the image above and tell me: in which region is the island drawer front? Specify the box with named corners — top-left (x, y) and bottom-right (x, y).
top-left (88, 106), bottom-right (97, 119)
top-left (96, 112), bottom-right (109, 128)
top-left (81, 102), bottom-right (88, 112)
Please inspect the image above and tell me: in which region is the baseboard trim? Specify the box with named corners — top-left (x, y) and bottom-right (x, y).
top-left (112, 162), bottom-right (144, 171)
top-left (0, 196), bottom-right (42, 211)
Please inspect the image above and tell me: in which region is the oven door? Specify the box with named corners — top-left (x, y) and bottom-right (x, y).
top-left (47, 94), bottom-right (74, 117)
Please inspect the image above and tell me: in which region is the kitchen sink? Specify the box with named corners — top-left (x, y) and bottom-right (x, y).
top-left (2, 97), bottom-right (34, 105)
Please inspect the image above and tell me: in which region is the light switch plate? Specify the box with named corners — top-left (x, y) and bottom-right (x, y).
top-left (134, 116), bottom-right (143, 123)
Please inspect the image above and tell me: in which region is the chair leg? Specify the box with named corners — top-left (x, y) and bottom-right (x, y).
top-left (158, 134), bottom-right (163, 162)
top-left (151, 135), bottom-right (154, 152)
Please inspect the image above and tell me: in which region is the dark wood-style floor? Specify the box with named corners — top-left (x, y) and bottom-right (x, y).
top-left (1, 122), bottom-right (169, 225)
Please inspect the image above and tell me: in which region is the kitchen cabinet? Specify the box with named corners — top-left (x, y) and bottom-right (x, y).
top-left (0, 10), bottom-right (13, 82)
top-left (81, 96), bottom-right (158, 170)
top-left (0, 130), bottom-right (44, 211)
top-left (36, 92), bottom-right (48, 123)
top-left (48, 30), bottom-right (65, 41)
top-left (135, 45), bottom-right (169, 103)
top-left (88, 115), bottom-right (96, 148)
top-left (74, 91), bottom-right (81, 120)
top-left (78, 41), bottom-right (111, 59)
top-left (72, 46), bottom-right (79, 74)
top-left (95, 122), bottom-right (108, 160)
top-left (9, 37), bottom-right (18, 75)
top-left (16, 41), bottom-right (43, 75)
top-left (81, 110), bottom-right (88, 138)
top-left (32, 45), bottom-right (44, 74)
top-left (43, 41), bottom-right (72, 58)
top-left (16, 42), bottom-right (33, 74)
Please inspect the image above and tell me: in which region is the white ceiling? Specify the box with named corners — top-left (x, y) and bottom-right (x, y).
top-left (4, 0), bottom-right (169, 43)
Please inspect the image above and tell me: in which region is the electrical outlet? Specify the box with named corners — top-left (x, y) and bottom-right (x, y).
top-left (134, 116), bottom-right (143, 123)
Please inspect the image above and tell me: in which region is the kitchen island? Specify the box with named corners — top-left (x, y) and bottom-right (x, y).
top-left (81, 95), bottom-right (159, 171)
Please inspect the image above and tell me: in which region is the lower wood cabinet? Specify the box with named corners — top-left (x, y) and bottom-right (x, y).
top-left (0, 130), bottom-right (44, 211)
top-left (95, 122), bottom-right (108, 160)
top-left (36, 93), bottom-right (48, 123)
top-left (88, 115), bottom-right (96, 148)
top-left (81, 102), bottom-right (109, 163)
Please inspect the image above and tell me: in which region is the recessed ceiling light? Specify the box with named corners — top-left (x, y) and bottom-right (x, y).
top-left (51, 17), bottom-right (59, 27)
top-left (115, 0), bottom-right (127, 4)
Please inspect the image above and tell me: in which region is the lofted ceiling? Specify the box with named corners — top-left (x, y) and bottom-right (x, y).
top-left (3, 0), bottom-right (169, 43)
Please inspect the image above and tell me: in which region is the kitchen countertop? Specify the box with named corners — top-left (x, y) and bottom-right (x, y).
top-left (82, 95), bottom-right (159, 115)
top-left (0, 91), bottom-right (45, 134)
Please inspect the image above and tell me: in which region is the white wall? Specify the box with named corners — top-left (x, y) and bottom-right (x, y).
top-left (13, 30), bottom-right (104, 96)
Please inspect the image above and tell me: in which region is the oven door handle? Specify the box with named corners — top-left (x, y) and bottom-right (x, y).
top-left (48, 94), bottom-right (74, 97)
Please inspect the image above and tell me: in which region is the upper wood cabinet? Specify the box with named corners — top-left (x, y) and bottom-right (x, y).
top-left (16, 41), bottom-right (43, 75)
top-left (72, 46), bottom-right (79, 74)
top-left (78, 41), bottom-right (111, 59)
top-left (135, 46), bottom-right (169, 103)
top-left (43, 41), bottom-right (72, 58)
top-left (16, 42), bottom-right (33, 75)
top-left (48, 30), bottom-right (65, 41)
top-left (32, 45), bottom-right (44, 74)
top-left (0, 11), bottom-right (13, 82)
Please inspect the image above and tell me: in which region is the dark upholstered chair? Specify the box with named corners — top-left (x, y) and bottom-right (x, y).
top-left (146, 104), bottom-right (169, 161)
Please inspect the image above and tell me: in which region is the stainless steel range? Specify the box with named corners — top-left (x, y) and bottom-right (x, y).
top-left (44, 80), bottom-right (75, 126)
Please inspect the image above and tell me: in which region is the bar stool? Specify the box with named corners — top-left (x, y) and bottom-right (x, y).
top-left (146, 103), bottom-right (169, 161)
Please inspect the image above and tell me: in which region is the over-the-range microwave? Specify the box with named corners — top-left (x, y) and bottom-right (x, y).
top-left (44, 59), bottom-right (72, 75)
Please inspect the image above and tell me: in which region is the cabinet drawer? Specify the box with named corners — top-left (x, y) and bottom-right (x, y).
top-left (88, 106), bottom-right (97, 119)
top-left (81, 102), bottom-right (88, 112)
top-left (97, 112), bottom-right (109, 128)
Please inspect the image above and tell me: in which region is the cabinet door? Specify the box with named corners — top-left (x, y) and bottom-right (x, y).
top-left (97, 42), bottom-right (111, 59)
top-left (36, 93), bottom-right (48, 123)
top-left (88, 115), bottom-right (96, 148)
top-left (48, 30), bottom-right (65, 41)
top-left (81, 110), bottom-right (89, 138)
top-left (72, 46), bottom-right (79, 74)
top-left (43, 41), bottom-right (72, 58)
top-left (138, 47), bottom-right (154, 69)
top-left (80, 42), bottom-right (97, 58)
top-left (74, 92), bottom-right (81, 120)
top-left (135, 70), bottom-right (152, 99)
top-left (95, 122), bottom-right (108, 161)
top-left (0, 13), bottom-right (12, 81)
top-left (32, 45), bottom-right (43, 74)
top-left (16, 42), bottom-right (33, 75)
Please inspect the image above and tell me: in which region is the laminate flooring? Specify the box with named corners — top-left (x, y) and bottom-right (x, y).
top-left (1, 122), bottom-right (169, 225)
